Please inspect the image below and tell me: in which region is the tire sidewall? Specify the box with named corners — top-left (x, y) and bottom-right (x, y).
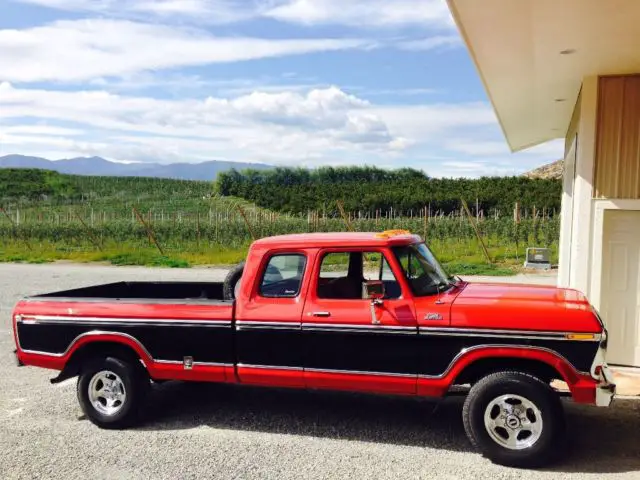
top-left (223, 261), bottom-right (245, 300)
top-left (78, 356), bottom-right (144, 429)
top-left (465, 374), bottom-right (563, 466)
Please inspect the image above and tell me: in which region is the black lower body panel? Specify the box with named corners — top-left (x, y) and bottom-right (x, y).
top-left (16, 322), bottom-right (234, 364)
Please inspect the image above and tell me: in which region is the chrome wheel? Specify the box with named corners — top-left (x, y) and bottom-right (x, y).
top-left (483, 394), bottom-right (543, 450)
top-left (88, 370), bottom-right (127, 416)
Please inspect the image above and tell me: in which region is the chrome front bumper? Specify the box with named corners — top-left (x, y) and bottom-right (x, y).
top-left (595, 365), bottom-right (616, 407)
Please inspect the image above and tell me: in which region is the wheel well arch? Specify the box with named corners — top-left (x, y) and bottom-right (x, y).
top-left (452, 357), bottom-right (565, 387)
top-left (57, 341), bottom-right (147, 383)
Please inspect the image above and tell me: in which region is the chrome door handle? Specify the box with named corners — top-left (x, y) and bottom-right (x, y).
top-left (310, 311), bottom-right (331, 317)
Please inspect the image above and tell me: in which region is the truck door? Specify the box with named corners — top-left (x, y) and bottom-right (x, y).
top-left (302, 249), bottom-right (418, 394)
top-left (234, 250), bottom-right (309, 387)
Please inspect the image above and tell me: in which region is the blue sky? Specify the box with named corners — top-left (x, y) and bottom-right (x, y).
top-left (0, 0), bottom-right (563, 177)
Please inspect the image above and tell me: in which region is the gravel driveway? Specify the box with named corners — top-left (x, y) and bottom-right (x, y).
top-left (1, 263), bottom-right (639, 479)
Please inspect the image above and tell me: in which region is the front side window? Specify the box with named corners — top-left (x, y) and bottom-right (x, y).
top-left (392, 243), bottom-right (451, 297)
top-left (317, 251), bottom-right (401, 299)
top-left (259, 254), bottom-right (306, 298)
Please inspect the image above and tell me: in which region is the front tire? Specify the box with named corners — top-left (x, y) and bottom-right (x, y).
top-left (77, 356), bottom-right (149, 429)
top-left (462, 371), bottom-right (565, 468)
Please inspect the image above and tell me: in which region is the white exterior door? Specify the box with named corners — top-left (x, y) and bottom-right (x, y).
top-left (601, 210), bottom-right (640, 367)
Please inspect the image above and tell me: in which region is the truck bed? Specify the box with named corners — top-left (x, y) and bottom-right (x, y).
top-left (30, 281), bottom-right (228, 303)
top-left (14, 281), bottom-right (234, 366)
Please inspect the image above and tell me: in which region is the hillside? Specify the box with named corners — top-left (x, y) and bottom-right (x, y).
top-left (523, 160), bottom-right (563, 180)
top-left (0, 154), bottom-right (272, 181)
top-left (0, 169), bottom-right (81, 202)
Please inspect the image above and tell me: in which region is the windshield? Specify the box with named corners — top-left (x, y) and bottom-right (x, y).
top-left (392, 243), bottom-right (451, 297)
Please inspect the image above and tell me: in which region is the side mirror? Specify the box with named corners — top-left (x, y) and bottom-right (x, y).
top-left (363, 280), bottom-right (385, 301)
top-left (364, 280), bottom-right (385, 325)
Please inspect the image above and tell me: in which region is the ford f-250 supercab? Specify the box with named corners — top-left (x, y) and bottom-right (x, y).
top-left (12, 231), bottom-right (615, 467)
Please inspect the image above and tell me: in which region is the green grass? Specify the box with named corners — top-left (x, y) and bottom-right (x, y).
top-left (102, 252), bottom-right (190, 268)
top-left (0, 241), bottom-right (247, 268)
top-left (0, 238), bottom-right (530, 276)
top-left (443, 262), bottom-right (516, 276)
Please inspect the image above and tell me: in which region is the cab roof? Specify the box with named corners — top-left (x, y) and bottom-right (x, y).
top-left (252, 231), bottom-right (422, 249)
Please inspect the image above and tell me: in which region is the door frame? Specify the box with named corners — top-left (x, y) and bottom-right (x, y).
top-left (589, 199), bottom-right (640, 312)
top-left (558, 135), bottom-right (577, 287)
top-left (301, 246), bottom-right (419, 394)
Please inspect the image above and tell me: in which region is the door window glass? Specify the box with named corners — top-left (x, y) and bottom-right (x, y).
top-left (317, 251), bottom-right (400, 299)
top-left (259, 254), bottom-right (306, 298)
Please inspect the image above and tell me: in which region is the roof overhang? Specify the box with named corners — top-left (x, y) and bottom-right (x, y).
top-left (447, 0), bottom-right (640, 151)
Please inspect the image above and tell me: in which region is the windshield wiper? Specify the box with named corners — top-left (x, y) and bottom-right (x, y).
top-left (436, 281), bottom-right (454, 293)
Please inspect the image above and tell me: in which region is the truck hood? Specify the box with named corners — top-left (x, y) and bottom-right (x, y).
top-left (450, 282), bottom-right (601, 333)
top-left (456, 282), bottom-right (590, 304)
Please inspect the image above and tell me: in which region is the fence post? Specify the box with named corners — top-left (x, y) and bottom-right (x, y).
top-left (461, 198), bottom-right (492, 264)
top-left (133, 207), bottom-right (164, 255)
top-left (0, 207), bottom-right (32, 251)
top-left (236, 205), bottom-right (256, 241)
top-left (74, 210), bottom-right (102, 251)
top-left (336, 200), bottom-right (354, 232)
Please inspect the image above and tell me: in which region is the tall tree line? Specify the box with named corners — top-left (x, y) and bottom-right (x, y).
top-left (216, 166), bottom-right (562, 215)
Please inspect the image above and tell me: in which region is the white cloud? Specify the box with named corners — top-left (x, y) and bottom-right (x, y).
top-left (13, 0), bottom-right (256, 23)
top-left (444, 139), bottom-right (510, 156)
top-left (370, 103), bottom-right (497, 140)
top-left (263, 0), bottom-right (453, 28)
top-left (1, 124), bottom-right (85, 136)
top-left (0, 83), bottom-right (406, 163)
top-left (0, 19), bottom-right (374, 83)
top-left (129, 0), bottom-right (252, 22)
top-left (0, 82), bottom-right (561, 175)
top-left (397, 35), bottom-right (461, 51)
top-left (15, 0), bottom-right (454, 28)
top-left (229, 87), bottom-right (370, 129)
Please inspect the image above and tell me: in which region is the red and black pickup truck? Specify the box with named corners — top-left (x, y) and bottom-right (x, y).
top-left (12, 231), bottom-right (615, 467)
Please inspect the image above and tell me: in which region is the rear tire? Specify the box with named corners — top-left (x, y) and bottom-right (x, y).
top-left (223, 261), bottom-right (245, 300)
top-left (462, 371), bottom-right (565, 468)
top-left (77, 356), bottom-right (149, 429)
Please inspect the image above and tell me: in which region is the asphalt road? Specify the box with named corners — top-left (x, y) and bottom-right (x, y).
top-left (1, 263), bottom-right (639, 480)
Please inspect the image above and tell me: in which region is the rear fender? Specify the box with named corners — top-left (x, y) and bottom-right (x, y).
top-left (16, 331), bottom-right (153, 377)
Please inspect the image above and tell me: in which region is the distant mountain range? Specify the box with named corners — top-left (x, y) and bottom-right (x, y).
top-left (0, 154), bottom-right (271, 181)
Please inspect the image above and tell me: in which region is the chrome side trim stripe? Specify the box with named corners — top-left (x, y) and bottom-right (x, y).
top-left (154, 360), bottom-right (232, 367)
top-left (237, 364), bottom-right (414, 378)
top-left (236, 321), bottom-right (300, 331)
top-left (304, 323), bottom-right (415, 331)
top-left (18, 316), bottom-right (601, 342)
top-left (235, 321), bottom-right (298, 327)
top-left (18, 330), bottom-right (154, 360)
top-left (417, 344), bottom-right (591, 379)
top-left (237, 363), bottom-right (303, 371)
top-left (419, 327), bottom-right (601, 342)
top-left (18, 329), bottom-right (231, 367)
top-left (303, 327), bottom-right (416, 335)
top-left (305, 367), bottom-right (416, 378)
top-left (19, 315), bottom-right (231, 328)
top-left (301, 323), bottom-right (416, 335)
